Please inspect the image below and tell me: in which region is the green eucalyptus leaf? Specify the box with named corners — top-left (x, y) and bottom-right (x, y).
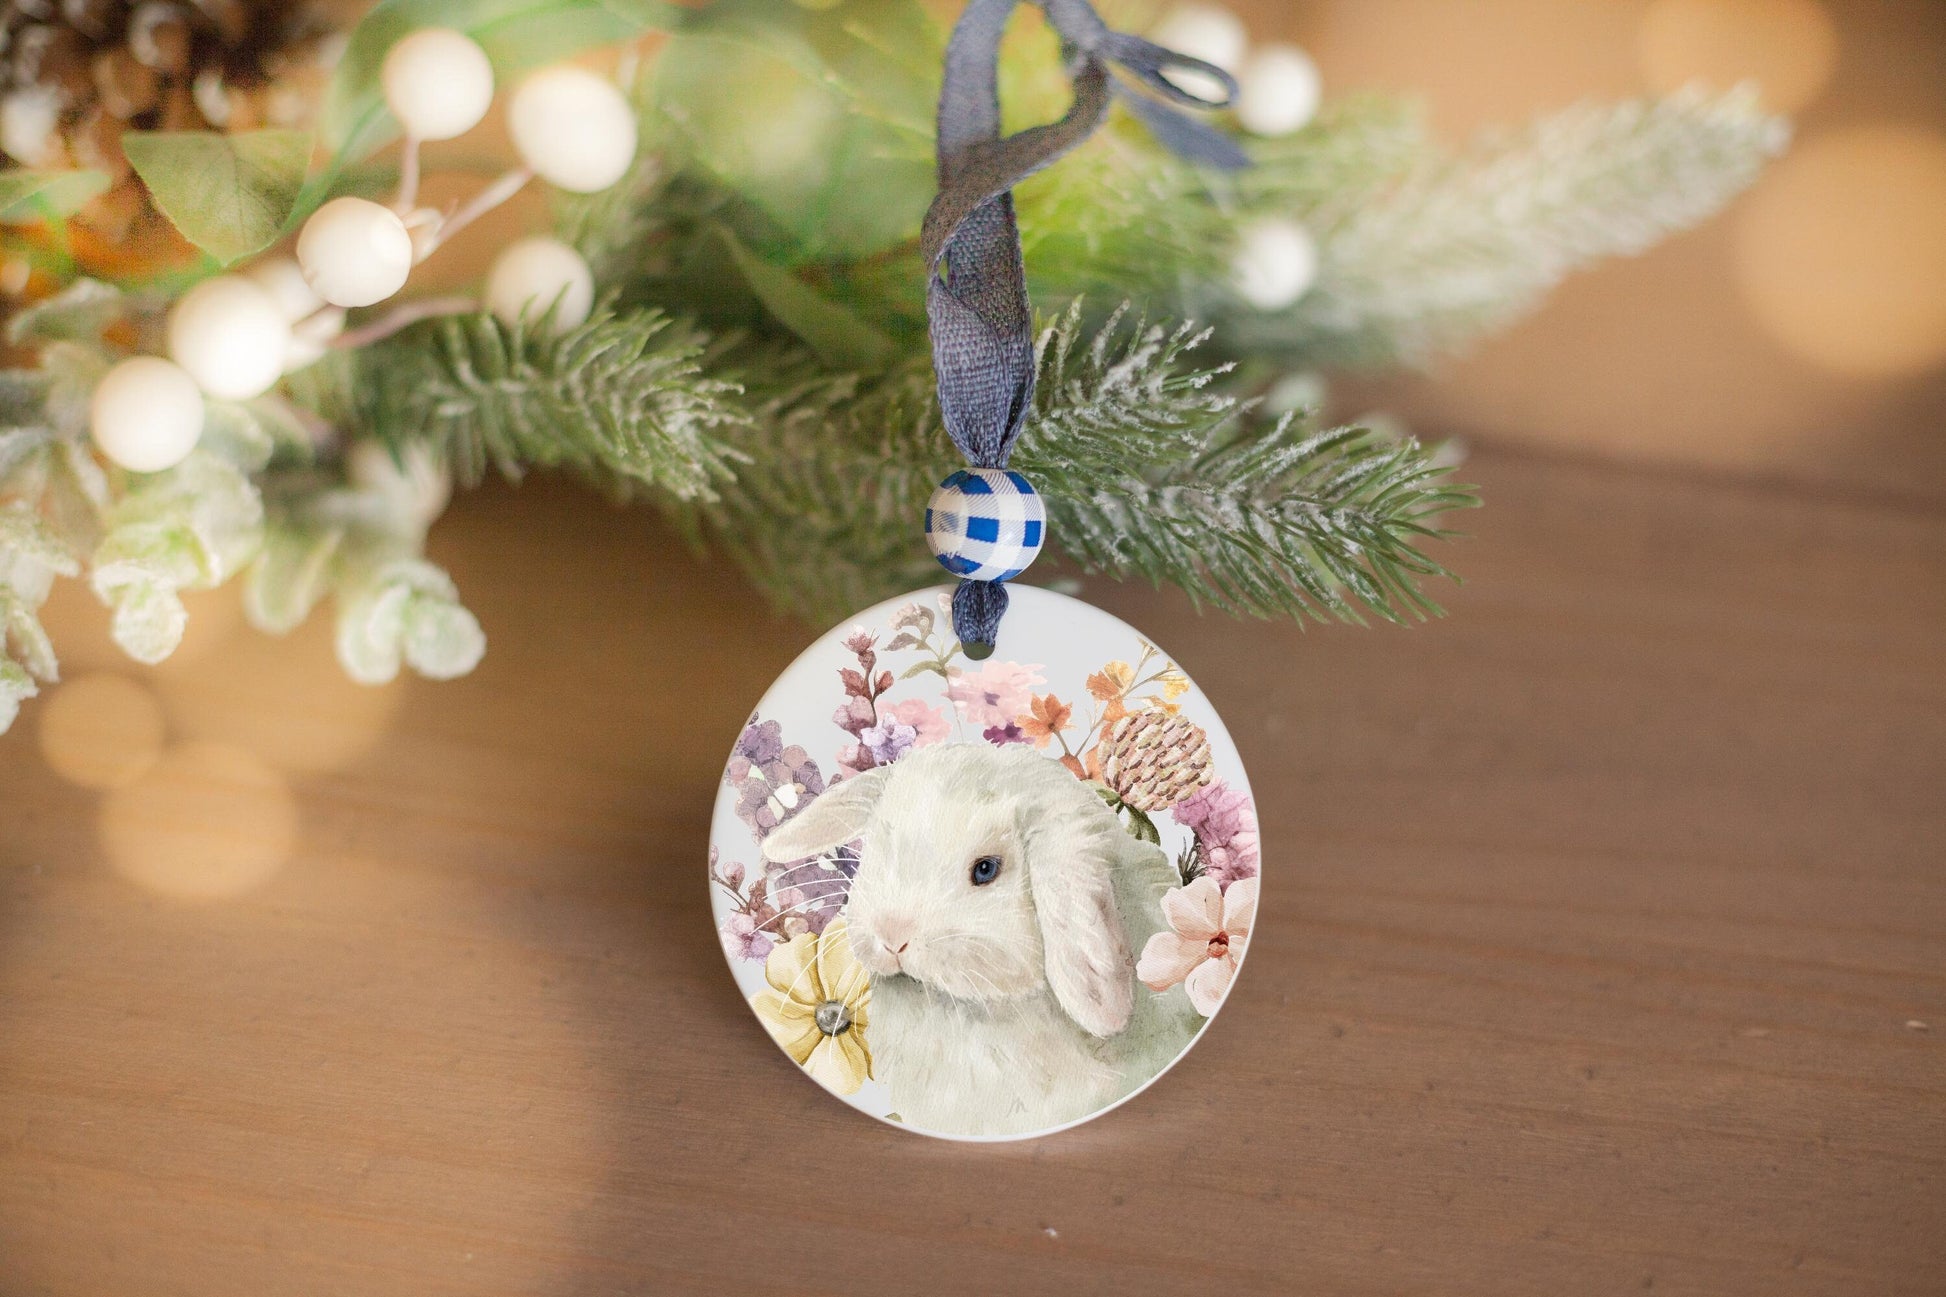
top-left (0, 500), bottom-right (82, 580)
top-left (4, 279), bottom-right (125, 345)
top-left (719, 228), bottom-right (895, 370)
top-left (0, 169), bottom-right (111, 223)
top-left (122, 129), bottom-right (313, 264)
top-left (200, 400), bottom-right (279, 473)
top-left (0, 586), bottom-right (59, 682)
top-left (0, 656), bottom-right (38, 734)
top-left (334, 556), bottom-right (481, 685)
top-left (244, 524), bottom-right (343, 635)
top-left (103, 578), bottom-right (189, 665)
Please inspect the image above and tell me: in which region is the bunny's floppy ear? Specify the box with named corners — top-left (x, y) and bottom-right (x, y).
top-left (760, 767), bottom-right (891, 864)
top-left (1024, 811), bottom-right (1136, 1039)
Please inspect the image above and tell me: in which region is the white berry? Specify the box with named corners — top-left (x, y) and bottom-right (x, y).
top-left (1232, 217), bottom-right (1318, 311)
top-left (166, 275), bottom-right (291, 401)
top-left (381, 29), bottom-right (495, 142)
top-left (91, 357), bottom-right (204, 473)
top-left (1237, 44), bottom-right (1321, 137)
top-left (485, 236), bottom-right (594, 330)
top-left (242, 256), bottom-right (325, 322)
top-left (507, 67), bottom-right (636, 193)
top-left (348, 439), bottom-right (452, 527)
top-left (296, 197), bottom-right (415, 308)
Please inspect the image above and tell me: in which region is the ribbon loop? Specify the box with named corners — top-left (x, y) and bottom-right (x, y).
top-left (926, 0), bottom-right (1245, 651)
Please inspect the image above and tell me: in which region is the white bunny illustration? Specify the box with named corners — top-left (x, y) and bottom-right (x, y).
top-left (761, 741), bottom-right (1202, 1137)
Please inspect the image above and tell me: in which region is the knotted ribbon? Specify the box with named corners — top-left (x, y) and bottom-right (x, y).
top-left (926, 0), bottom-right (1246, 655)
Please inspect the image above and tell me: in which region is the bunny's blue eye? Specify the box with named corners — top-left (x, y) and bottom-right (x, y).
top-left (969, 855), bottom-right (1002, 885)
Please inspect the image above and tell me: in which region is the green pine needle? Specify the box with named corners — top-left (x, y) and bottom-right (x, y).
top-left (675, 304), bottom-right (1474, 626)
top-left (342, 307), bottom-right (750, 501)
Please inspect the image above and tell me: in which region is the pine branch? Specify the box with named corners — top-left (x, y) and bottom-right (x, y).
top-left (1018, 304), bottom-right (1474, 622)
top-left (674, 352), bottom-right (950, 620)
top-left (679, 306), bottom-right (1474, 625)
top-left (1240, 86), bottom-right (1789, 365)
top-left (1054, 422), bottom-right (1475, 624)
top-left (336, 306), bottom-right (750, 501)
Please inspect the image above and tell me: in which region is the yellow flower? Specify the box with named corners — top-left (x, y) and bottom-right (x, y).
top-left (750, 918), bottom-right (873, 1095)
top-left (1159, 670), bottom-right (1190, 701)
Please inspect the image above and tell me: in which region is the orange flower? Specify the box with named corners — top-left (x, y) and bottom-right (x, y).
top-left (1086, 661), bottom-right (1135, 724)
top-left (1086, 660), bottom-right (1134, 701)
top-left (1017, 693), bottom-right (1073, 748)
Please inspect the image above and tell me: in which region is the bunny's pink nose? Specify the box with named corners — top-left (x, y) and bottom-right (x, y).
top-left (874, 915), bottom-right (917, 961)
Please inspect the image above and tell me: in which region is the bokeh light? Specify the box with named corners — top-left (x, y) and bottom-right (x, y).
top-left (100, 742), bottom-right (297, 901)
top-left (36, 672), bottom-right (166, 790)
top-left (1639, 0), bottom-right (1838, 113)
top-left (1735, 124), bottom-right (1946, 378)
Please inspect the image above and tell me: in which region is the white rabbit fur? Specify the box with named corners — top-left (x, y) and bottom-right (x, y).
top-left (761, 742), bottom-right (1203, 1137)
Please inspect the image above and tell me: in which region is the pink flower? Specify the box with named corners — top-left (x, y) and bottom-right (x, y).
top-left (1173, 780), bottom-right (1260, 889)
top-left (881, 697), bottom-right (950, 747)
top-left (721, 912), bottom-right (776, 962)
top-left (945, 660), bottom-right (1045, 728)
top-left (1135, 875), bottom-right (1257, 1016)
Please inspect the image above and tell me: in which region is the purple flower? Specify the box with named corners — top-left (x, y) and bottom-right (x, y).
top-left (768, 863), bottom-right (850, 936)
top-left (983, 722), bottom-right (1029, 746)
top-left (861, 721), bottom-right (918, 765)
top-left (1172, 779), bottom-right (1260, 889)
top-left (725, 716), bottom-right (826, 842)
top-left (833, 695), bottom-right (877, 738)
top-left (835, 742), bottom-right (874, 778)
top-left (732, 718), bottom-right (784, 769)
top-left (721, 912), bottom-right (776, 961)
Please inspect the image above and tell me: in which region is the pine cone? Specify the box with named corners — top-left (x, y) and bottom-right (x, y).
top-left (0, 0), bottom-right (339, 246)
top-left (1099, 709), bottom-right (1213, 812)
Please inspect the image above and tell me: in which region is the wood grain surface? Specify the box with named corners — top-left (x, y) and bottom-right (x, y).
top-left (1, 447), bottom-right (1942, 1296)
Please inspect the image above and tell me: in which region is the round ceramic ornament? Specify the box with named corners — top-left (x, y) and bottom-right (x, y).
top-left (709, 585), bottom-right (1261, 1140)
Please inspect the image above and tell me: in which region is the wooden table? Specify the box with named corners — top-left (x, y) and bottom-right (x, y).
top-left (2, 446), bottom-right (1941, 1295)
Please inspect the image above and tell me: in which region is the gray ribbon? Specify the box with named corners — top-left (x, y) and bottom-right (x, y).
top-left (926, 0), bottom-right (1245, 655)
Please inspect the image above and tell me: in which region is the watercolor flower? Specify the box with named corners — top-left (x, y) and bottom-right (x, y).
top-left (860, 720), bottom-right (918, 765)
top-left (720, 911), bottom-right (776, 962)
top-left (946, 659), bottom-right (1045, 728)
top-left (1136, 875), bottom-right (1257, 1016)
top-left (983, 722), bottom-right (1029, 745)
top-left (1016, 693), bottom-right (1073, 749)
top-left (881, 696), bottom-right (950, 747)
top-left (1086, 659), bottom-right (1136, 723)
top-left (750, 919), bottom-right (873, 1094)
top-left (725, 718), bottom-right (827, 842)
top-left (1172, 779), bottom-right (1260, 889)
top-left (883, 602), bottom-right (935, 650)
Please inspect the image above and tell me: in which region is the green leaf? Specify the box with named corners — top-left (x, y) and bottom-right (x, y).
top-left (244, 524), bottom-right (343, 635)
top-left (122, 130), bottom-right (313, 265)
top-left (0, 656), bottom-right (38, 734)
top-left (0, 169), bottom-right (110, 223)
top-left (5, 279), bottom-right (125, 345)
top-left (719, 228), bottom-right (895, 370)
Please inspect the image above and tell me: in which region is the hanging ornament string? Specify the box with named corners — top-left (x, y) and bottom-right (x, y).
top-left (922, 0), bottom-right (1247, 659)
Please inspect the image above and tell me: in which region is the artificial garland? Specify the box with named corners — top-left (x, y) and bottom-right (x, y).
top-left (0, 0), bottom-right (1787, 734)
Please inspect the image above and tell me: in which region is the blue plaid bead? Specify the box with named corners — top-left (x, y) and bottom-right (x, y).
top-left (924, 468), bottom-right (1046, 583)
